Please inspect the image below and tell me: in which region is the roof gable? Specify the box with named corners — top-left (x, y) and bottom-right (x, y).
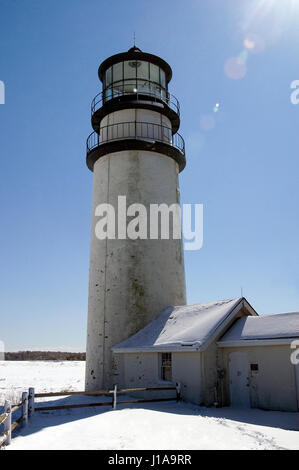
top-left (218, 311), bottom-right (299, 344)
top-left (113, 298), bottom-right (255, 353)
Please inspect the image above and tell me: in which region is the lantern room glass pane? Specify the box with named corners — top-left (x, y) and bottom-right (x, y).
top-left (104, 86), bottom-right (113, 101)
top-left (137, 61), bottom-right (150, 80)
top-left (106, 66), bottom-right (112, 86)
top-left (123, 80), bottom-right (136, 93)
top-left (137, 79), bottom-right (151, 95)
top-left (160, 69), bottom-right (166, 88)
top-left (113, 62), bottom-right (123, 84)
top-left (150, 63), bottom-right (159, 85)
top-left (124, 60), bottom-right (138, 80)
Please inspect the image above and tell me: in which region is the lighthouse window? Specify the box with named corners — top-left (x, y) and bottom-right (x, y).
top-left (160, 353), bottom-right (172, 382)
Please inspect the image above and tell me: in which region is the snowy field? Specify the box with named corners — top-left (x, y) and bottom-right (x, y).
top-left (0, 361), bottom-right (298, 450)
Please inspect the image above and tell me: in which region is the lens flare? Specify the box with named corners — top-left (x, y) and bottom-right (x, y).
top-left (200, 114), bottom-right (215, 131)
top-left (243, 33), bottom-right (265, 54)
top-left (242, 0), bottom-right (299, 48)
top-left (237, 50), bottom-right (249, 64)
top-left (224, 57), bottom-right (247, 80)
top-left (244, 38), bottom-right (255, 50)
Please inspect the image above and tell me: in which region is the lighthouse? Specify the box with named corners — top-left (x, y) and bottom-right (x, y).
top-left (85, 46), bottom-right (187, 391)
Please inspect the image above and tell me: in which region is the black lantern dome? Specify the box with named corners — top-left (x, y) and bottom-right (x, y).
top-left (97, 46), bottom-right (172, 83)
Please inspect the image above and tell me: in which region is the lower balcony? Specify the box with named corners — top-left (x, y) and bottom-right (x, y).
top-left (86, 121), bottom-right (186, 172)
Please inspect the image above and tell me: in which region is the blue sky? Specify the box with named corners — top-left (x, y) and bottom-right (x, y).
top-left (0, 0), bottom-right (298, 351)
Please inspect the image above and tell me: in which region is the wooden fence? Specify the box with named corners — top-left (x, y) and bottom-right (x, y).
top-left (0, 388), bottom-right (33, 447)
top-left (0, 383), bottom-right (181, 447)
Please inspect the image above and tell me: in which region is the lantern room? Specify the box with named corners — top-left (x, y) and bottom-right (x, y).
top-left (100, 47), bottom-right (169, 101)
top-left (87, 46), bottom-right (185, 173)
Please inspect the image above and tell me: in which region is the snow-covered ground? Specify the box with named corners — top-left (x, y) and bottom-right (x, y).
top-left (1, 361), bottom-right (298, 450)
top-left (0, 361), bottom-right (85, 404)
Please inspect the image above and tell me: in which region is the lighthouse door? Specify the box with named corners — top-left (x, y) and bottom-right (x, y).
top-left (229, 352), bottom-right (250, 408)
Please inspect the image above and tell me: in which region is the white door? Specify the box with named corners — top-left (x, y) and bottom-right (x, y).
top-left (229, 352), bottom-right (250, 408)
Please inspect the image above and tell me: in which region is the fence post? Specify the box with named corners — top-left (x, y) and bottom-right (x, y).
top-left (22, 391), bottom-right (28, 427)
top-left (176, 382), bottom-right (182, 402)
top-left (28, 387), bottom-right (35, 417)
top-left (111, 384), bottom-right (117, 410)
top-left (4, 400), bottom-right (11, 446)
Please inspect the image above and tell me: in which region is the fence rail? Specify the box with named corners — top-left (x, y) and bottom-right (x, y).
top-left (0, 391), bottom-right (29, 447)
top-left (0, 383), bottom-right (181, 447)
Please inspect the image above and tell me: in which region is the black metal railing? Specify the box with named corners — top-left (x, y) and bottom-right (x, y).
top-left (86, 121), bottom-right (185, 155)
top-left (91, 81), bottom-right (180, 117)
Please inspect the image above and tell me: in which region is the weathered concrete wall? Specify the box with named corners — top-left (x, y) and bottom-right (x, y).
top-left (122, 352), bottom-right (159, 388)
top-left (172, 352), bottom-right (202, 404)
top-left (100, 108), bottom-right (171, 132)
top-left (200, 342), bottom-right (219, 407)
top-left (117, 351), bottom-right (201, 403)
top-left (219, 345), bottom-right (298, 412)
top-left (85, 147), bottom-right (186, 391)
top-left (116, 352), bottom-right (175, 400)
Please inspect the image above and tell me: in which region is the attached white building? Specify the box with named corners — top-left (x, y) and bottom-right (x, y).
top-left (112, 298), bottom-right (299, 411)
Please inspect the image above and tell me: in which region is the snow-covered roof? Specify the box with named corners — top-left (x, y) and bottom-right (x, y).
top-left (113, 298), bottom-right (254, 353)
top-left (218, 312), bottom-right (299, 345)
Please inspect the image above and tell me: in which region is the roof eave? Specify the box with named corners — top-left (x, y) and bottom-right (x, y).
top-left (217, 337), bottom-right (298, 348)
top-left (112, 344), bottom-right (203, 354)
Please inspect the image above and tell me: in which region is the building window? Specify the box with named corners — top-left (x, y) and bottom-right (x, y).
top-left (250, 363), bottom-right (259, 371)
top-left (160, 353), bottom-right (172, 381)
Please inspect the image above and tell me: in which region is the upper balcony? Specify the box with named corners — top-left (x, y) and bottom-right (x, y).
top-left (91, 80), bottom-right (180, 134)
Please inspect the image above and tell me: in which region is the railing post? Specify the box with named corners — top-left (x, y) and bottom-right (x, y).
top-left (111, 384), bottom-right (117, 410)
top-left (22, 391), bottom-right (28, 427)
top-left (4, 400), bottom-right (11, 446)
top-left (176, 382), bottom-right (182, 402)
top-left (28, 387), bottom-right (35, 417)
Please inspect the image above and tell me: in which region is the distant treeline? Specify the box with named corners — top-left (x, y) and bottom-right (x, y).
top-left (5, 351), bottom-right (86, 361)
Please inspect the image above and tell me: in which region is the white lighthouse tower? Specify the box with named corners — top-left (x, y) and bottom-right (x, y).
top-left (85, 46), bottom-right (186, 390)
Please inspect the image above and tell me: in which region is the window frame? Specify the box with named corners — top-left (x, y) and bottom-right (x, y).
top-left (160, 352), bottom-right (172, 382)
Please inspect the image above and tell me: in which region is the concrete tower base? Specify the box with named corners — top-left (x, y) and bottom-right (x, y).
top-left (85, 149), bottom-right (186, 391)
